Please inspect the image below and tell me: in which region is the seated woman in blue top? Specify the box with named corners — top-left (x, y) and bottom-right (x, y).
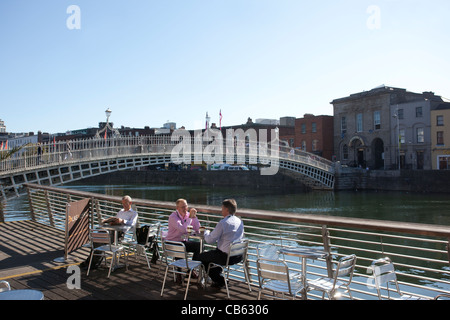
top-left (193, 198), bottom-right (244, 288)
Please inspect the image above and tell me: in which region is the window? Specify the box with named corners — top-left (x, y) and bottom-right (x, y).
top-left (437, 131), bottom-right (444, 145)
top-left (301, 123), bottom-right (306, 134)
top-left (437, 115), bottom-right (444, 126)
top-left (398, 108), bottom-right (404, 120)
top-left (312, 139), bottom-right (319, 151)
top-left (399, 129), bottom-right (405, 145)
top-left (312, 122), bottom-right (317, 133)
top-left (301, 140), bottom-right (306, 150)
top-left (438, 156), bottom-right (450, 170)
top-left (417, 127), bottom-right (424, 143)
top-left (356, 113), bottom-right (363, 132)
top-left (342, 144), bottom-right (349, 160)
top-left (374, 111), bottom-right (381, 130)
top-left (416, 106), bottom-right (423, 118)
top-left (341, 117), bottom-right (347, 134)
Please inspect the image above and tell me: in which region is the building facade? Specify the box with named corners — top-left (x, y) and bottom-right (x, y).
top-left (294, 114), bottom-right (334, 160)
top-left (431, 103), bottom-right (450, 169)
top-left (332, 86), bottom-right (446, 170)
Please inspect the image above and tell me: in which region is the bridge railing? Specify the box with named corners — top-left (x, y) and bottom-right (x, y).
top-left (25, 183), bottom-right (450, 300)
top-left (0, 136), bottom-right (334, 174)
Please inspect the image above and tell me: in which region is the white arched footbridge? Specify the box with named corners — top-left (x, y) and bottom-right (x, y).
top-left (0, 135), bottom-right (335, 199)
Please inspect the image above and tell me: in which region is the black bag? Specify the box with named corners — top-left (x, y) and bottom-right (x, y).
top-left (136, 225), bottom-right (150, 245)
top-left (135, 225), bottom-right (160, 263)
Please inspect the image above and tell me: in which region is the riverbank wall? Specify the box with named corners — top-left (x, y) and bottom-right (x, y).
top-left (335, 168), bottom-right (450, 193)
top-left (81, 169), bottom-right (309, 191)
top-left (80, 168), bottom-right (450, 193)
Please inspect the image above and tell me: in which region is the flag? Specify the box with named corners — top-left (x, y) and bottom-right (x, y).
top-left (0, 142), bottom-right (3, 150)
top-left (219, 109), bottom-right (222, 130)
top-left (104, 130), bottom-right (107, 140)
top-left (5, 140), bottom-right (8, 150)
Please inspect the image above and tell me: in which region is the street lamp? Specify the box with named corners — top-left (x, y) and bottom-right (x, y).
top-left (95, 108), bottom-right (120, 139)
top-left (105, 108), bottom-right (112, 122)
top-left (393, 108), bottom-right (400, 170)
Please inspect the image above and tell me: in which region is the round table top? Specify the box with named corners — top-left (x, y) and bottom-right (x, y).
top-left (0, 289), bottom-right (44, 300)
top-left (279, 247), bottom-right (327, 259)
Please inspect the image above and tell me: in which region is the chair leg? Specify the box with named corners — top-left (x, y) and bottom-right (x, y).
top-left (86, 250), bottom-right (94, 276)
top-left (243, 267), bottom-right (252, 292)
top-left (160, 266), bottom-right (169, 296)
top-left (107, 254), bottom-right (114, 278)
top-left (184, 270), bottom-right (193, 300)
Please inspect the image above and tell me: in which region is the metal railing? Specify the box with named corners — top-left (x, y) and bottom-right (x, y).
top-left (25, 183), bottom-right (450, 300)
top-left (0, 136), bottom-right (333, 174)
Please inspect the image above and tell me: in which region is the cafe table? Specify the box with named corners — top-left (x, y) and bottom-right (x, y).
top-left (0, 289), bottom-right (44, 300)
top-left (187, 232), bottom-right (205, 253)
top-left (99, 224), bottom-right (130, 245)
top-left (279, 247), bottom-right (328, 299)
top-left (99, 224), bottom-right (130, 271)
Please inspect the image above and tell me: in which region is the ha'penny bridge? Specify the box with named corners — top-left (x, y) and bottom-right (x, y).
top-left (0, 135), bottom-right (335, 200)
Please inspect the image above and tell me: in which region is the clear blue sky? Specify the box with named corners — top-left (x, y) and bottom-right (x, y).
top-left (1, 0), bottom-right (449, 134)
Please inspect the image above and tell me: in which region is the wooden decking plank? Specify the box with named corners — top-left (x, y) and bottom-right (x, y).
top-left (0, 220), bottom-right (257, 300)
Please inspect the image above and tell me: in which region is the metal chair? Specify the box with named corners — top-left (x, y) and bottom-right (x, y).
top-left (256, 242), bottom-right (301, 280)
top-left (206, 239), bottom-right (252, 299)
top-left (369, 257), bottom-right (426, 300)
top-left (256, 258), bottom-right (304, 300)
top-left (307, 254), bottom-right (357, 300)
top-left (434, 293), bottom-right (450, 300)
top-left (160, 240), bottom-right (203, 300)
top-left (0, 280), bottom-right (11, 292)
top-left (123, 222), bottom-right (160, 270)
top-left (87, 229), bottom-right (128, 278)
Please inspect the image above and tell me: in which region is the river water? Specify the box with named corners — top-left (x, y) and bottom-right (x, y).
top-left (3, 182), bottom-right (450, 225)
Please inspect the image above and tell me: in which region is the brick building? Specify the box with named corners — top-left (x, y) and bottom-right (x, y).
top-left (294, 114), bottom-right (334, 160)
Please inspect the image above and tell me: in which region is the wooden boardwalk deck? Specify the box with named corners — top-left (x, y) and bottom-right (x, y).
top-left (0, 220), bottom-right (257, 301)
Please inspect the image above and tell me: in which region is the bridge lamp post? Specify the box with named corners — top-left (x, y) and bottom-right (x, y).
top-left (95, 108), bottom-right (120, 139)
top-left (393, 109), bottom-right (400, 170)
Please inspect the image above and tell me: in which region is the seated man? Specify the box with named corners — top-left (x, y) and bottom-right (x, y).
top-left (102, 195), bottom-right (138, 241)
top-left (81, 195), bottom-right (138, 269)
top-left (166, 198), bottom-right (201, 255)
top-left (193, 199), bottom-right (244, 288)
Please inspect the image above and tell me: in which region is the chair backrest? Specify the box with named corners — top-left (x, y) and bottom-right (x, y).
top-left (332, 254), bottom-right (357, 287)
top-left (162, 240), bottom-right (189, 268)
top-left (226, 239), bottom-right (249, 266)
top-left (257, 258), bottom-right (293, 292)
top-left (160, 226), bottom-right (169, 241)
top-left (370, 257), bottom-right (402, 298)
top-left (137, 222), bottom-right (161, 246)
top-left (256, 242), bottom-right (280, 260)
top-left (90, 230), bottom-right (111, 246)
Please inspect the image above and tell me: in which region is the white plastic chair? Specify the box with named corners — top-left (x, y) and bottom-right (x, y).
top-left (160, 240), bottom-right (203, 300)
top-left (256, 258), bottom-right (304, 300)
top-left (207, 239), bottom-right (252, 299)
top-left (87, 229), bottom-right (128, 278)
top-left (369, 257), bottom-right (426, 300)
top-left (307, 254), bottom-right (357, 300)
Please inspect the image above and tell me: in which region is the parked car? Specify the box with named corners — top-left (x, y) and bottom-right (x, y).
top-left (227, 165), bottom-right (249, 171)
top-left (210, 163), bottom-right (231, 170)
